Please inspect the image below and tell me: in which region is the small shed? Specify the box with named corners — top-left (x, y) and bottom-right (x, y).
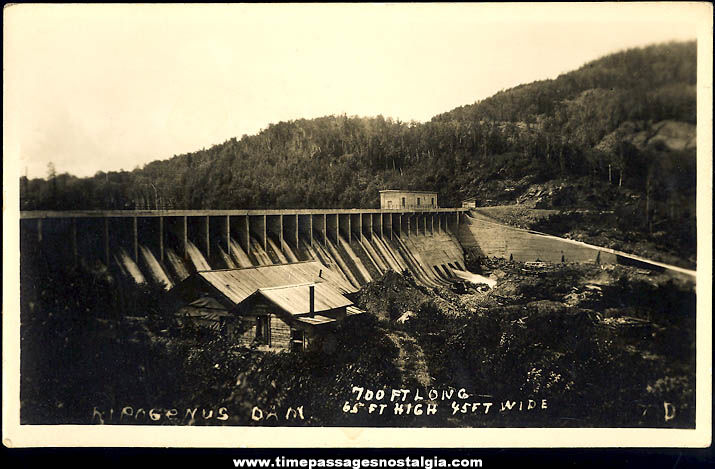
top-left (461, 198), bottom-right (477, 209)
top-left (169, 261), bottom-right (362, 352)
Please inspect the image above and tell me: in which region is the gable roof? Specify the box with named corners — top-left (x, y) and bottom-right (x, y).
top-left (185, 296), bottom-right (229, 311)
top-left (172, 261), bottom-right (356, 310)
top-left (256, 283), bottom-right (352, 316)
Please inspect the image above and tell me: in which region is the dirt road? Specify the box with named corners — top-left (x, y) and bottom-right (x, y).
top-left (387, 330), bottom-right (432, 389)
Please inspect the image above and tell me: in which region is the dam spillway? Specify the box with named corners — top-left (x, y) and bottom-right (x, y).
top-left (20, 208), bottom-right (470, 291)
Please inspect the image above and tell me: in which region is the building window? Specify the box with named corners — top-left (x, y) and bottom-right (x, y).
top-left (291, 328), bottom-right (305, 352)
top-left (387, 200), bottom-right (392, 208)
top-left (256, 315), bottom-right (270, 345)
top-left (401, 197), bottom-right (406, 207)
top-left (431, 197), bottom-right (435, 206)
top-left (417, 198), bottom-right (421, 206)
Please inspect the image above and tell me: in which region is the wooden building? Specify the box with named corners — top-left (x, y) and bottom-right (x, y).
top-left (168, 261), bottom-right (362, 352)
top-left (379, 190), bottom-right (438, 210)
top-left (461, 198), bottom-right (477, 209)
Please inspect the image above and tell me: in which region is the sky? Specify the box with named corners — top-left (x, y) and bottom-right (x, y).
top-left (3, 3), bottom-right (705, 179)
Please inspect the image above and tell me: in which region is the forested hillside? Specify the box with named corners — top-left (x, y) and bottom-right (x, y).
top-left (21, 41), bottom-right (697, 262)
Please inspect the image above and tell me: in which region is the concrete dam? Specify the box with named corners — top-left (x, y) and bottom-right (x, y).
top-left (20, 208), bottom-right (471, 291)
top-left (460, 211), bottom-right (696, 281)
top-left (20, 206), bottom-right (695, 291)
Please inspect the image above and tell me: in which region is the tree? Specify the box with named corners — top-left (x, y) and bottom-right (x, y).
top-left (46, 162), bottom-right (56, 180)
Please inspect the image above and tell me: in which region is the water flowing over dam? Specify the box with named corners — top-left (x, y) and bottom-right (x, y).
top-left (20, 209), bottom-right (470, 291)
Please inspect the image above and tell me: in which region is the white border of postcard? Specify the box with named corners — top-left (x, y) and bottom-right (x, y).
top-left (3, 2), bottom-right (712, 448)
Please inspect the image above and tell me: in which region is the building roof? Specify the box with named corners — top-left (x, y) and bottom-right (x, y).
top-left (379, 190), bottom-right (438, 195)
top-left (183, 296), bottom-right (231, 312)
top-left (295, 315), bottom-right (337, 326)
top-left (178, 296), bottom-right (234, 320)
top-left (189, 260), bottom-right (356, 306)
top-left (346, 306), bottom-right (365, 316)
top-left (177, 297), bottom-right (233, 329)
top-left (170, 260), bottom-right (358, 316)
top-left (255, 283), bottom-right (352, 316)
top-left (462, 197), bottom-right (476, 202)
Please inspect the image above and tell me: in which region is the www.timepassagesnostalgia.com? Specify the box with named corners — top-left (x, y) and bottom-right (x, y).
top-left (234, 457), bottom-right (484, 469)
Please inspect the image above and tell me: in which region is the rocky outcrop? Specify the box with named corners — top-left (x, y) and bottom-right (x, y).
top-left (596, 120), bottom-right (696, 153)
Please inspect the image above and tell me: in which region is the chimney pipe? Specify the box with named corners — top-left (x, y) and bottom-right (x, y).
top-left (309, 284), bottom-right (315, 316)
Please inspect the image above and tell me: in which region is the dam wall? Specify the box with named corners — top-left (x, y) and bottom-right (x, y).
top-left (20, 208), bottom-right (469, 290)
top-left (458, 211), bottom-right (617, 264)
top-left (458, 211), bottom-right (696, 281)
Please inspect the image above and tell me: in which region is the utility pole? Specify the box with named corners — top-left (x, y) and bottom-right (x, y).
top-left (150, 183), bottom-right (159, 210)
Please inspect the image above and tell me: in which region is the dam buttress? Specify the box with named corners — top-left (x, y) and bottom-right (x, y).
top-left (20, 208), bottom-right (470, 290)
